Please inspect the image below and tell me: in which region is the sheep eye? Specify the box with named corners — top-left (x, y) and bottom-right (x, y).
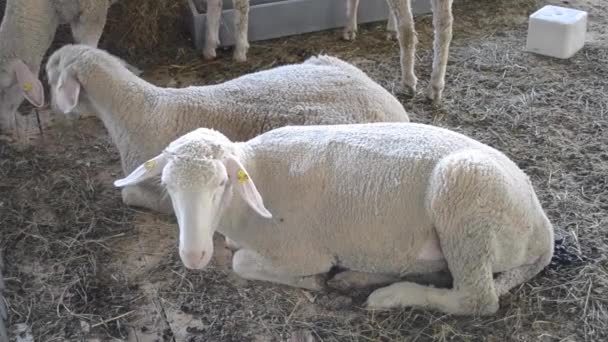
top-left (219, 179), bottom-right (226, 187)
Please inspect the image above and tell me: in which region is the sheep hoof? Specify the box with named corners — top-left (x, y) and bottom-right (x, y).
top-left (203, 49), bottom-right (217, 60)
top-left (343, 29), bottom-right (357, 41)
top-left (298, 275), bottom-right (327, 292)
top-left (426, 86), bottom-right (444, 105)
top-left (365, 286), bottom-right (403, 310)
top-left (233, 51), bottom-right (248, 63)
top-left (401, 78), bottom-right (418, 97)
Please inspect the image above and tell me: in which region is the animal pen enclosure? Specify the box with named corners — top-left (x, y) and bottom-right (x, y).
top-left (1, 0), bottom-right (608, 341)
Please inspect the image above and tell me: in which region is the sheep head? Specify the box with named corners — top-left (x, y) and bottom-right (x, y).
top-left (113, 128), bottom-right (272, 270)
top-left (0, 59), bottom-right (44, 129)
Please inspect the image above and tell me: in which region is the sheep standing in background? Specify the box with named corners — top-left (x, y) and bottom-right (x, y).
top-left (0, 0), bottom-right (116, 133)
top-left (202, 0), bottom-right (250, 61)
top-left (344, 0), bottom-right (454, 103)
top-left (45, 44), bottom-right (409, 215)
top-left (113, 123), bottom-right (554, 315)
top-left (202, 0), bottom-right (453, 103)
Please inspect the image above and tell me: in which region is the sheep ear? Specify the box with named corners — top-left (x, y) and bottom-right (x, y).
top-left (224, 156), bottom-right (272, 219)
top-left (114, 154), bottom-right (168, 187)
top-left (12, 60), bottom-right (44, 107)
top-left (54, 71), bottom-right (81, 114)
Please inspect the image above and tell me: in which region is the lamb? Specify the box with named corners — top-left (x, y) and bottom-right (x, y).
top-left (0, 0), bottom-right (117, 132)
top-left (46, 44), bottom-right (409, 214)
top-left (201, 0), bottom-right (453, 103)
top-left (113, 122), bottom-right (554, 315)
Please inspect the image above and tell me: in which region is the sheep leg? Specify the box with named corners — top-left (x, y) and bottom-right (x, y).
top-left (366, 229), bottom-right (499, 315)
top-left (70, 4), bottom-right (110, 46)
top-left (329, 260), bottom-right (452, 291)
top-left (343, 0), bottom-right (360, 41)
top-left (121, 184), bottom-right (173, 215)
top-left (427, 0), bottom-right (453, 103)
top-left (232, 249), bottom-right (330, 291)
top-left (327, 271), bottom-right (400, 291)
top-left (386, 0), bottom-right (418, 95)
top-left (203, 0), bottom-right (223, 60)
top-left (386, 9), bottom-right (397, 40)
top-left (232, 0), bottom-right (250, 62)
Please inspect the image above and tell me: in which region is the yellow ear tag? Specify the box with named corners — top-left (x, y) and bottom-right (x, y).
top-left (144, 159), bottom-right (156, 171)
top-left (23, 82), bottom-right (33, 92)
top-left (236, 169), bottom-right (249, 184)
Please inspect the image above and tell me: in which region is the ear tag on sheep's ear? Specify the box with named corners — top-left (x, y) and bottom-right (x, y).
top-left (236, 169), bottom-right (249, 184)
top-left (23, 82), bottom-right (33, 92)
top-left (144, 159), bottom-right (156, 171)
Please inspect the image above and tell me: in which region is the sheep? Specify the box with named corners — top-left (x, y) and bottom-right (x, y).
top-left (45, 44), bottom-right (409, 215)
top-left (113, 122), bottom-right (554, 315)
top-left (201, 0), bottom-right (452, 103)
top-left (0, 0), bottom-right (117, 132)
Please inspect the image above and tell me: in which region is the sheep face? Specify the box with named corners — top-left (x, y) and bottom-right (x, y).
top-left (45, 47), bottom-right (84, 117)
top-left (113, 128), bottom-right (272, 270)
top-left (164, 157), bottom-right (231, 269)
top-left (0, 59), bottom-right (44, 128)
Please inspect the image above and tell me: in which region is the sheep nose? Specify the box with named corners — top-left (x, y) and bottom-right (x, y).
top-left (180, 250), bottom-right (207, 269)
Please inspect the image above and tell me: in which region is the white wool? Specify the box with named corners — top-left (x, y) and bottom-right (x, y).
top-left (138, 122), bottom-right (554, 316)
top-left (47, 44), bottom-right (408, 213)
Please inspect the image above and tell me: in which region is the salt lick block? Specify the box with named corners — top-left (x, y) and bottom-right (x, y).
top-left (526, 5), bottom-right (588, 59)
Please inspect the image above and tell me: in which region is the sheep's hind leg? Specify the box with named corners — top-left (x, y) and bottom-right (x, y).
top-left (232, 249), bottom-right (330, 291)
top-left (386, 0), bottom-right (418, 95)
top-left (427, 0), bottom-right (453, 103)
top-left (343, 0), bottom-right (360, 40)
top-left (203, 0), bottom-right (223, 60)
top-left (232, 0), bottom-right (250, 62)
top-left (367, 220), bottom-right (499, 315)
top-left (386, 9), bottom-right (397, 40)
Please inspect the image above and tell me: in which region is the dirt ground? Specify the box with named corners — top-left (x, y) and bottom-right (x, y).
top-left (1, 0), bottom-right (607, 340)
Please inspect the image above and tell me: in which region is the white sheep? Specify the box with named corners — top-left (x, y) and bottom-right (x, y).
top-left (113, 122), bottom-right (554, 315)
top-left (0, 0), bottom-right (117, 132)
top-left (202, 0), bottom-right (453, 103)
top-left (46, 44), bottom-right (409, 214)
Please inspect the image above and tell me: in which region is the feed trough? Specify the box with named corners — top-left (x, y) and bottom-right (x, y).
top-left (187, 0), bottom-right (432, 49)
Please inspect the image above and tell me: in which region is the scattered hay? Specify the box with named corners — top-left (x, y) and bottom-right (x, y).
top-left (0, 123), bottom-right (139, 340)
top-left (1, 0), bottom-right (608, 340)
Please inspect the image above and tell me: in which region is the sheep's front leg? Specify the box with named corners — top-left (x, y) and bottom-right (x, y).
top-left (343, 0), bottom-right (360, 40)
top-left (386, 0), bottom-right (418, 95)
top-left (70, 3), bottom-right (110, 46)
top-left (204, 0), bottom-right (223, 60)
top-left (121, 184), bottom-right (173, 215)
top-left (328, 271), bottom-right (400, 291)
top-left (428, 0), bottom-right (453, 103)
top-left (232, 0), bottom-right (250, 62)
top-left (232, 249), bottom-right (328, 291)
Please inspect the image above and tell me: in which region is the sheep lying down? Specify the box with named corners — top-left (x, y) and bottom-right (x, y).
top-left (114, 122), bottom-right (554, 314)
top-left (45, 44), bottom-right (408, 215)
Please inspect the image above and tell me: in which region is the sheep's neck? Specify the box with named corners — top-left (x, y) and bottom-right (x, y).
top-left (0, 0), bottom-right (59, 72)
top-left (82, 67), bottom-right (168, 172)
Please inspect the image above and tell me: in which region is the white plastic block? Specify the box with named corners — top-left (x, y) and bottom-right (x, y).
top-left (526, 5), bottom-right (587, 59)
